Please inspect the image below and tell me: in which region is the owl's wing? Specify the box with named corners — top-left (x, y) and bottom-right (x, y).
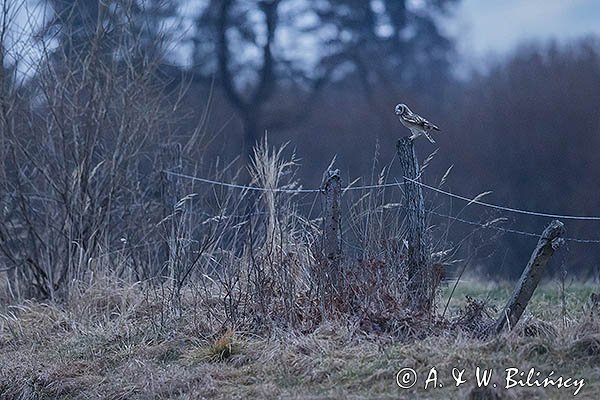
top-left (403, 113), bottom-right (440, 131)
top-left (401, 113), bottom-right (426, 127)
top-left (422, 119), bottom-right (440, 131)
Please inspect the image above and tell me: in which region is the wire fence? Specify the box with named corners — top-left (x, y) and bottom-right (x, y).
top-left (164, 171), bottom-right (405, 193)
top-left (152, 169), bottom-right (600, 245)
top-left (403, 176), bottom-right (600, 221)
top-left (427, 209), bottom-right (600, 243)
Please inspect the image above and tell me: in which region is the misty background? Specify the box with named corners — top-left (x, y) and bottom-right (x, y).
top-left (1, 0), bottom-right (600, 288)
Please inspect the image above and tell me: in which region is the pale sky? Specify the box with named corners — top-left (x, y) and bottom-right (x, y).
top-left (453, 0), bottom-right (600, 59)
top-left (6, 0), bottom-right (600, 79)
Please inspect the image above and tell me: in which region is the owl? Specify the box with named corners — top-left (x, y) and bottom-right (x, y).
top-left (395, 103), bottom-right (440, 144)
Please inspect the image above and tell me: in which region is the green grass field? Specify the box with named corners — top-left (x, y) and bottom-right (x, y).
top-left (0, 279), bottom-right (598, 399)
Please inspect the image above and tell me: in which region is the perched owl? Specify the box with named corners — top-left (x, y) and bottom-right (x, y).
top-left (395, 103), bottom-right (440, 144)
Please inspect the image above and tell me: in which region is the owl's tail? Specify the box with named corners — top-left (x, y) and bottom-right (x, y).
top-left (423, 130), bottom-right (436, 144)
top-left (425, 121), bottom-right (440, 131)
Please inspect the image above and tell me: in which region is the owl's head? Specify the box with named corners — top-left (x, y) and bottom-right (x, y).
top-left (394, 104), bottom-right (407, 116)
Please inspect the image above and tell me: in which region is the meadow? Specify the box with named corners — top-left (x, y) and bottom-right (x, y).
top-left (2, 3), bottom-right (600, 398)
top-left (1, 278), bottom-right (597, 399)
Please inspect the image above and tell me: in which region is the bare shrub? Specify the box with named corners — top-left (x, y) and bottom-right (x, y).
top-left (0, 1), bottom-right (183, 300)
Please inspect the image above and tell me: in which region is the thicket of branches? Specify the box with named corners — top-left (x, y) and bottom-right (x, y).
top-left (0, 0), bottom-right (179, 299)
top-left (0, 1), bottom-right (464, 336)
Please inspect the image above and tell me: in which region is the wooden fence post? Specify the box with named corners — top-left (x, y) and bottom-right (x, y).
top-left (157, 143), bottom-right (182, 278)
top-left (321, 169), bottom-right (342, 307)
top-left (397, 137), bottom-right (433, 313)
top-left (158, 143), bottom-right (182, 210)
top-left (494, 220), bottom-right (565, 334)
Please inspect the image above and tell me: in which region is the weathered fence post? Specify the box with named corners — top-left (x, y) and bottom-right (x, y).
top-left (321, 169), bottom-right (342, 309)
top-left (397, 137), bottom-right (432, 313)
top-left (494, 220), bottom-right (565, 334)
top-left (158, 143), bottom-right (182, 211)
top-left (157, 143), bottom-right (182, 278)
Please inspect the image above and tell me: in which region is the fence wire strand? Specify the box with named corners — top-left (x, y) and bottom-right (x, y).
top-left (404, 176), bottom-right (600, 221)
top-left (164, 171), bottom-right (404, 193)
top-left (428, 210), bottom-right (600, 243)
top-left (157, 170), bottom-right (600, 245)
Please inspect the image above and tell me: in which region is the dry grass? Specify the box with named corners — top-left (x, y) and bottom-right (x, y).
top-left (0, 135), bottom-right (596, 399)
top-left (0, 278), bottom-right (598, 399)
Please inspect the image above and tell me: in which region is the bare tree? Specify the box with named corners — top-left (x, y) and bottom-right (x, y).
top-left (190, 0), bottom-right (457, 165)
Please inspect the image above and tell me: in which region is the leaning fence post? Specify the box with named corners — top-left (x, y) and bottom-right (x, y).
top-left (494, 220), bottom-right (565, 334)
top-left (397, 137), bottom-right (432, 313)
top-left (321, 169), bottom-right (342, 307)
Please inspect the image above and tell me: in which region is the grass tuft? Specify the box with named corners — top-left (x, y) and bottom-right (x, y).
top-left (209, 329), bottom-right (237, 362)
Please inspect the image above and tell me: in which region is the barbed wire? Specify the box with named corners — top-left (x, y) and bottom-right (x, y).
top-left (164, 170), bottom-right (404, 193)
top-left (81, 171), bottom-right (600, 255)
top-left (427, 209), bottom-right (600, 243)
top-left (10, 171), bottom-right (600, 244)
top-left (164, 171), bottom-right (320, 193)
top-left (404, 177), bottom-right (600, 221)
top-left (340, 206), bottom-right (600, 247)
top-left (92, 206), bottom-right (600, 260)
top-left (428, 210), bottom-right (540, 238)
top-left (166, 170), bottom-right (600, 221)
